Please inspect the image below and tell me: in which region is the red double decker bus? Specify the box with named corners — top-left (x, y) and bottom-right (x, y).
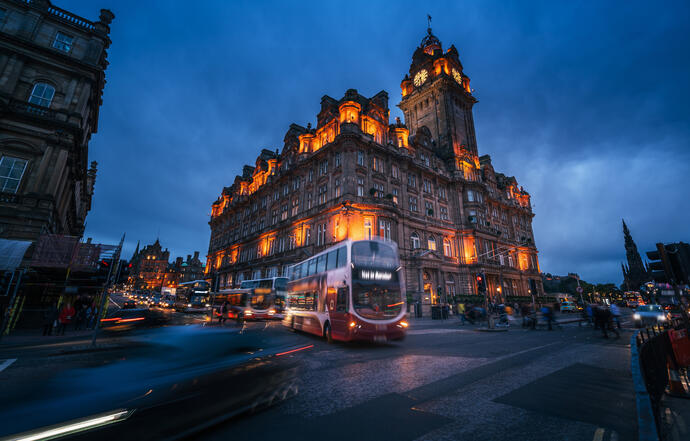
top-left (284, 239), bottom-right (407, 343)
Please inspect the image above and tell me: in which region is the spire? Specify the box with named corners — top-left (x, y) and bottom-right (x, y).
top-left (622, 218), bottom-right (631, 238)
top-left (621, 219), bottom-right (648, 290)
top-left (420, 14), bottom-right (441, 54)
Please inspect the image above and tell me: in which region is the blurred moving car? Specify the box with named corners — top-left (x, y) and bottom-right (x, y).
top-left (100, 308), bottom-right (170, 332)
top-left (122, 300), bottom-right (137, 309)
top-left (0, 327), bottom-right (308, 441)
top-left (633, 304), bottom-right (668, 328)
top-left (560, 301), bottom-right (577, 313)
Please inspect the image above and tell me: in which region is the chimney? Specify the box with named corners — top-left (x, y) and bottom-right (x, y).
top-left (86, 237), bottom-right (92, 244)
top-left (193, 251), bottom-right (199, 260)
top-left (187, 254), bottom-right (191, 261)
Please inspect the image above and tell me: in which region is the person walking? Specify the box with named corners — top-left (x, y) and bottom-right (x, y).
top-left (457, 302), bottom-right (466, 325)
top-left (57, 303), bottom-right (75, 336)
top-left (219, 301), bottom-right (229, 325)
top-left (42, 303), bottom-right (58, 336)
top-left (610, 303), bottom-right (621, 329)
top-left (541, 305), bottom-right (554, 331)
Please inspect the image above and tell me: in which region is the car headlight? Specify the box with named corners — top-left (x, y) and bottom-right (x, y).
top-left (268, 309), bottom-right (276, 315)
top-left (659, 315), bottom-right (667, 321)
top-left (633, 313), bottom-right (640, 320)
top-left (10, 409), bottom-right (133, 441)
top-left (187, 303), bottom-right (192, 307)
top-left (244, 310), bottom-right (252, 315)
top-left (205, 304), bottom-right (210, 307)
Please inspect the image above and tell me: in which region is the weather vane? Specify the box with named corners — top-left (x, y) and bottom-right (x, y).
top-left (427, 14), bottom-right (432, 31)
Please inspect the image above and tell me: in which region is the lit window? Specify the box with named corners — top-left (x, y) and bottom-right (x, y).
top-left (378, 219), bottom-right (391, 240)
top-left (28, 83), bottom-right (55, 108)
top-left (364, 218), bottom-right (372, 240)
top-left (392, 188), bottom-right (399, 204)
top-left (427, 237), bottom-right (436, 251)
top-left (334, 178), bottom-right (341, 198)
top-left (443, 239), bottom-right (452, 257)
top-left (0, 156), bottom-right (28, 194)
top-left (52, 31), bottom-right (73, 52)
top-left (411, 233), bottom-right (420, 249)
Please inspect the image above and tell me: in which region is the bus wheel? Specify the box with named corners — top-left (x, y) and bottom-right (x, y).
top-left (324, 322), bottom-right (333, 344)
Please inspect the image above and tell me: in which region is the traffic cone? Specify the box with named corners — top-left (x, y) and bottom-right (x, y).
top-left (667, 357), bottom-right (689, 396)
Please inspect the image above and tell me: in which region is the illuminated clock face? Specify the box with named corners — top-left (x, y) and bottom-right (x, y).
top-left (452, 68), bottom-right (463, 85)
top-left (414, 69), bottom-right (428, 87)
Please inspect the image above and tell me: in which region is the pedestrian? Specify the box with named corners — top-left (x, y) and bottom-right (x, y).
top-left (610, 303), bottom-right (621, 329)
top-left (42, 302), bottom-right (58, 336)
top-left (85, 304), bottom-right (94, 329)
top-left (586, 304), bottom-right (594, 327)
top-left (74, 305), bottom-right (86, 331)
top-left (57, 302), bottom-right (75, 336)
top-left (219, 301), bottom-right (229, 324)
top-left (457, 302), bottom-right (466, 325)
top-left (541, 305), bottom-right (554, 331)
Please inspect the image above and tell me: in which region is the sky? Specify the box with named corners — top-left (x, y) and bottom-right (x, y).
top-left (59, 0), bottom-right (690, 284)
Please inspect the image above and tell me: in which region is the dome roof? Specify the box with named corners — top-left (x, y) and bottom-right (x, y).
top-left (420, 28), bottom-right (441, 53)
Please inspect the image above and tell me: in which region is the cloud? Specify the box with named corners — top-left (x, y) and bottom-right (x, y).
top-left (54, 0), bottom-right (689, 284)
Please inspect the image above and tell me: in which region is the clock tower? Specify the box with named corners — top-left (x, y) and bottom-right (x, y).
top-left (398, 26), bottom-right (479, 170)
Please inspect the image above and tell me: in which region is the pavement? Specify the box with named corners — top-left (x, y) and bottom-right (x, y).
top-left (1, 306), bottom-right (688, 440)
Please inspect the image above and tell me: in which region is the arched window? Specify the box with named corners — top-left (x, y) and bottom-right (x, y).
top-left (411, 232), bottom-right (420, 250)
top-left (443, 238), bottom-right (452, 257)
top-left (29, 83), bottom-right (55, 108)
top-left (427, 236), bottom-right (436, 251)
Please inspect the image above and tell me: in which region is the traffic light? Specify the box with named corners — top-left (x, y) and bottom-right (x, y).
top-left (647, 243), bottom-right (689, 285)
top-left (646, 248), bottom-right (668, 283)
top-left (476, 273), bottom-right (486, 294)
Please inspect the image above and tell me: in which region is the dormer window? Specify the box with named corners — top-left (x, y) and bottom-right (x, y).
top-left (29, 83), bottom-right (55, 108)
top-left (52, 32), bottom-right (73, 52)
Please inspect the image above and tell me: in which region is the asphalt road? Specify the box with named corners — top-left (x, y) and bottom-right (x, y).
top-left (0, 306), bottom-right (637, 441)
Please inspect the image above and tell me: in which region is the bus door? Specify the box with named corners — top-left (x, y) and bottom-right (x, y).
top-left (329, 286), bottom-right (349, 339)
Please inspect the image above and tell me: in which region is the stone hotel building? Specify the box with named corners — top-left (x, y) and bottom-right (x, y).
top-left (207, 28), bottom-right (542, 304)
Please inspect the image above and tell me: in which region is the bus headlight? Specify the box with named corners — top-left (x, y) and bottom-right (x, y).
top-left (633, 313), bottom-right (640, 320)
top-left (399, 321), bottom-right (409, 328)
top-left (244, 310), bottom-right (252, 315)
top-left (187, 304), bottom-right (192, 307)
top-left (349, 321), bottom-right (356, 328)
top-left (268, 309), bottom-right (276, 315)
top-left (659, 315), bottom-right (667, 321)
top-left (205, 304), bottom-right (210, 307)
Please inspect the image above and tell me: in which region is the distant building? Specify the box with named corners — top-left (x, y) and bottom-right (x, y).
top-left (0, 0), bottom-right (114, 244)
top-left (129, 241), bottom-right (205, 291)
top-left (206, 26), bottom-right (542, 304)
top-left (621, 219), bottom-right (649, 291)
top-left (129, 239), bottom-right (170, 290)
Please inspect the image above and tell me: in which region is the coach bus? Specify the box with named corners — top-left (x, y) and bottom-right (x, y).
top-left (211, 277), bottom-right (289, 321)
top-left (174, 280), bottom-right (211, 313)
top-left (285, 238), bottom-right (407, 343)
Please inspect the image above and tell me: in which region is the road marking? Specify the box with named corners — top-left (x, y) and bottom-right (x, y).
top-left (408, 328), bottom-right (473, 335)
top-left (592, 427), bottom-right (605, 441)
top-left (0, 358), bottom-right (17, 373)
top-left (109, 297), bottom-right (121, 308)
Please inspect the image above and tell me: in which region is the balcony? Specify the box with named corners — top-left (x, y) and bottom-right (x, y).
top-left (5, 99), bottom-right (82, 127)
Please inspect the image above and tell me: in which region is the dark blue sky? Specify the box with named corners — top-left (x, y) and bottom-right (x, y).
top-left (61, 0), bottom-right (689, 284)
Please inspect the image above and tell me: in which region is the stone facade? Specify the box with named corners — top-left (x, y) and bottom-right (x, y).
top-left (0, 0), bottom-right (113, 244)
top-left (207, 28), bottom-right (542, 304)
